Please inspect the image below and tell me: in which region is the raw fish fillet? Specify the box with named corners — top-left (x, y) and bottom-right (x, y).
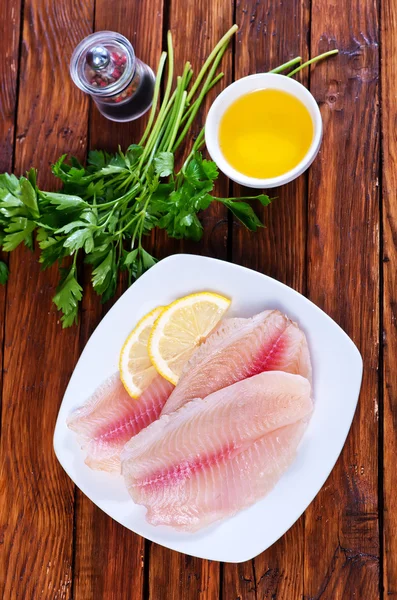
top-left (122, 371), bottom-right (312, 531)
top-left (161, 309), bottom-right (312, 415)
top-left (67, 373), bottom-right (174, 472)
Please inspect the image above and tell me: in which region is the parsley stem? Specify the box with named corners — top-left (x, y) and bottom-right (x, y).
top-left (140, 137), bottom-right (161, 182)
top-left (160, 63), bottom-right (192, 151)
top-left (173, 40), bottom-right (228, 152)
top-left (180, 72), bottom-right (224, 126)
top-left (140, 31), bottom-right (175, 165)
top-left (94, 185), bottom-right (140, 210)
top-left (137, 196), bottom-right (151, 248)
top-left (116, 203), bottom-right (138, 227)
top-left (114, 172), bottom-right (135, 192)
top-left (287, 49), bottom-right (338, 77)
top-left (192, 128), bottom-right (205, 152)
top-left (147, 85), bottom-right (178, 157)
top-left (180, 127), bottom-right (205, 173)
top-left (98, 202), bottom-right (120, 228)
top-left (139, 51), bottom-right (167, 147)
top-left (159, 76), bottom-right (184, 152)
top-left (102, 172), bottom-right (126, 188)
top-left (219, 194), bottom-right (264, 201)
top-left (269, 56), bottom-right (301, 74)
top-left (117, 236), bottom-right (123, 265)
top-left (114, 211), bottom-right (142, 236)
top-left (166, 91), bottom-right (187, 152)
top-left (120, 203), bottom-right (136, 222)
top-left (186, 24), bottom-right (237, 103)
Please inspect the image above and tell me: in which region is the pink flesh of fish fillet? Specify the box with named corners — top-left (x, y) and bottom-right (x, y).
top-left (161, 309), bottom-right (312, 415)
top-left (67, 373), bottom-right (174, 472)
top-left (122, 371), bottom-right (313, 531)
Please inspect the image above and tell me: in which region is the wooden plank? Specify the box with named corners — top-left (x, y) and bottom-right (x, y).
top-left (304, 1), bottom-right (380, 598)
top-left (71, 3), bottom-right (164, 599)
top-left (0, 1), bottom-right (21, 593)
top-left (0, 0), bottom-right (93, 597)
top-left (148, 548), bottom-right (219, 600)
top-left (223, 1), bottom-right (310, 598)
top-left (382, 0), bottom-right (397, 595)
top-left (147, 1), bottom-right (232, 597)
top-left (0, 0), bottom-right (21, 435)
top-left (0, 0), bottom-right (20, 171)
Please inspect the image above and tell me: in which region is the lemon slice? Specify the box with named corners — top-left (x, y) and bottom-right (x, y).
top-left (119, 306), bottom-right (165, 398)
top-left (148, 292), bottom-right (231, 385)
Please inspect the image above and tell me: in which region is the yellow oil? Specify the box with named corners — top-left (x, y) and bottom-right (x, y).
top-left (219, 88), bottom-right (314, 179)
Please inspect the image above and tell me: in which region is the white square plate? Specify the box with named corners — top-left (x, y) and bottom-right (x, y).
top-left (54, 254), bottom-right (363, 563)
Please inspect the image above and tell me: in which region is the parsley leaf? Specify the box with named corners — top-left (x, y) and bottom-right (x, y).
top-left (20, 177), bottom-right (39, 218)
top-left (154, 152), bottom-right (174, 177)
top-left (52, 265), bottom-right (82, 327)
top-left (185, 153), bottom-right (218, 187)
top-left (140, 248), bottom-right (157, 270)
top-left (42, 192), bottom-right (89, 211)
top-left (126, 144), bottom-right (144, 165)
top-left (220, 199), bottom-right (264, 231)
top-left (38, 233), bottom-right (67, 268)
top-left (91, 247), bottom-right (115, 295)
top-left (123, 248), bottom-right (139, 267)
top-left (3, 218), bottom-right (36, 251)
top-left (63, 227), bottom-right (94, 254)
top-left (88, 150), bottom-right (108, 169)
top-left (258, 194), bottom-right (272, 207)
top-left (0, 173), bottom-right (21, 193)
top-left (0, 261), bottom-right (9, 284)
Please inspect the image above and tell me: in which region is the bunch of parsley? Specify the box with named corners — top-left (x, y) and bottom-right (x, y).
top-left (0, 146), bottom-right (269, 326)
top-left (0, 26), bottom-right (337, 327)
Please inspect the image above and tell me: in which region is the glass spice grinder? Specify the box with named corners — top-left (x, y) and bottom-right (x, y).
top-left (70, 31), bottom-right (155, 122)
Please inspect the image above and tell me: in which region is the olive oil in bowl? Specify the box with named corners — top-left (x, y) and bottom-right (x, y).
top-left (219, 89), bottom-right (314, 180)
top-left (205, 73), bottom-right (322, 188)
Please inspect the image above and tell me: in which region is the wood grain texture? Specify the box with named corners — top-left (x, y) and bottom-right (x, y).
top-left (223, 1), bottom-right (310, 598)
top-left (0, 0), bottom-right (21, 436)
top-left (382, 0), bottom-right (397, 596)
top-left (0, 0), bottom-right (21, 171)
top-left (304, 0), bottom-right (380, 598)
top-left (148, 547), bottom-right (219, 600)
top-left (0, 0), bottom-right (21, 593)
top-left (0, 0), bottom-right (92, 597)
top-left (71, 2), bottom-right (163, 599)
top-left (147, 2), bottom-right (232, 596)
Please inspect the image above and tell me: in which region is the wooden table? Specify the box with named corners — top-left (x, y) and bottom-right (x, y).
top-left (0, 0), bottom-right (391, 597)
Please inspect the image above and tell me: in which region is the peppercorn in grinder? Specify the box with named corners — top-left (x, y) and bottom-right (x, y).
top-left (70, 31), bottom-right (155, 122)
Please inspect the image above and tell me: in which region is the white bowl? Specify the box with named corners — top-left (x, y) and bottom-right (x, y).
top-left (53, 254), bottom-right (362, 563)
top-left (205, 73), bottom-right (323, 188)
